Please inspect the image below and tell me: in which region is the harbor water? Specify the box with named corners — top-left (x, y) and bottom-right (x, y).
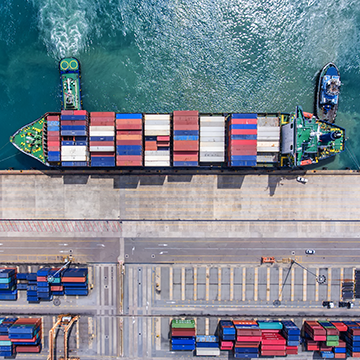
top-left (0, 0), bottom-right (359, 170)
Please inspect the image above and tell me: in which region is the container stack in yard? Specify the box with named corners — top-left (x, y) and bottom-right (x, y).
top-left (227, 114), bottom-right (257, 167)
top-left (116, 113), bottom-right (143, 166)
top-left (62, 268), bottom-right (88, 296)
top-left (46, 115), bottom-right (61, 162)
top-left (89, 112), bottom-right (115, 166)
top-left (171, 319), bottom-right (196, 351)
top-left (144, 114), bottom-right (170, 166)
top-left (281, 320), bottom-right (301, 355)
top-left (233, 320), bottom-right (261, 358)
top-left (195, 335), bottom-right (220, 356)
top-left (355, 269), bottom-right (360, 299)
top-left (199, 115), bottom-right (225, 164)
top-left (258, 321), bottom-right (286, 357)
top-left (0, 317), bottom-right (42, 357)
top-left (0, 268), bottom-right (17, 301)
top-left (173, 111), bottom-right (199, 166)
top-left (60, 110), bottom-right (89, 166)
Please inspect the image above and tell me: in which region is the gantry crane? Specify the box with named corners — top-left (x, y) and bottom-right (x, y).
top-left (47, 314), bottom-right (80, 360)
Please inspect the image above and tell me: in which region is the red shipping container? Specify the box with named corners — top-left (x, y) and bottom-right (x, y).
top-left (220, 341), bottom-right (233, 350)
top-left (261, 345), bottom-right (286, 351)
top-left (233, 321), bottom-right (258, 325)
top-left (261, 350), bottom-right (286, 356)
top-left (145, 142), bottom-right (157, 151)
top-left (116, 123), bottom-right (142, 130)
top-left (61, 120), bottom-right (88, 126)
top-left (234, 342), bottom-right (260, 347)
top-left (331, 322), bottom-right (347, 332)
top-left (47, 115), bottom-right (60, 121)
top-left (337, 340), bottom-right (346, 347)
top-left (313, 335), bottom-right (326, 341)
top-left (116, 140), bottom-right (142, 146)
top-left (50, 285), bottom-right (63, 291)
top-left (15, 345), bottom-right (41, 353)
top-left (91, 152), bottom-right (115, 157)
top-left (36, 276), bottom-right (47, 282)
top-left (231, 148), bottom-right (257, 156)
top-left (230, 118), bottom-right (257, 125)
top-left (0, 336), bottom-right (10, 341)
top-left (173, 141), bottom-right (198, 151)
top-left (116, 155), bottom-right (142, 161)
top-left (62, 277), bottom-right (87, 283)
top-left (334, 354), bottom-right (346, 359)
top-left (117, 135), bottom-right (142, 140)
top-left (236, 336), bottom-right (262, 342)
top-left (286, 346), bottom-right (298, 354)
top-left (90, 116), bottom-right (114, 122)
top-left (157, 141), bottom-right (170, 147)
top-left (117, 131), bottom-right (142, 135)
top-left (61, 110), bottom-right (74, 115)
top-left (12, 334), bottom-right (40, 343)
top-left (173, 124), bottom-right (199, 130)
top-left (89, 141), bottom-right (114, 146)
top-left (171, 329), bottom-right (195, 336)
top-left (351, 352), bottom-right (360, 357)
top-left (116, 118), bottom-right (142, 125)
top-left (90, 112), bottom-right (115, 117)
top-left (173, 154), bottom-right (198, 162)
top-left (157, 136), bottom-right (170, 141)
top-left (90, 120), bottom-right (114, 126)
top-left (116, 160), bottom-right (142, 166)
top-left (47, 135), bottom-right (60, 140)
top-left (73, 110), bottom-right (88, 116)
top-left (230, 140), bottom-right (257, 146)
top-left (14, 318), bottom-right (41, 325)
top-left (48, 141), bottom-right (60, 146)
top-left (48, 147), bottom-right (60, 152)
top-left (231, 129), bottom-right (258, 135)
top-left (173, 110), bottom-right (199, 116)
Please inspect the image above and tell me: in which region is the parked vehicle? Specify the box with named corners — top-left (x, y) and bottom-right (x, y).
top-left (305, 249), bottom-right (315, 255)
top-left (322, 301), bottom-right (335, 309)
top-left (296, 176), bottom-right (308, 184)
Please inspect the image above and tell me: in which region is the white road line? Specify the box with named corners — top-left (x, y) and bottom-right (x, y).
top-left (242, 267), bottom-right (246, 301)
top-left (278, 267), bottom-right (283, 301)
top-left (169, 267), bottom-right (173, 300)
top-left (303, 269), bottom-right (307, 302)
top-left (254, 267), bottom-right (258, 301)
top-left (128, 267), bottom-right (133, 314)
top-left (181, 267), bottom-right (185, 301)
top-left (291, 266), bottom-right (295, 301)
top-left (315, 268), bottom-right (319, 301)
top-left (266, 267), bottom-right (270, 302)
top-left (206, 267), bottom-right (210, 301)
top-left (230, 267), bottom-right (234, 301)
top-left (193, 266), bottom-right (197, 301)
top-left (327, 268), bottom-right (332, 301)
top-left (218, 267), bottom-right (222, 301)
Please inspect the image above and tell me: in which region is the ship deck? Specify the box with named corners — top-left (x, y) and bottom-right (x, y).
top-left (11, 117), bottom-right (45, 163)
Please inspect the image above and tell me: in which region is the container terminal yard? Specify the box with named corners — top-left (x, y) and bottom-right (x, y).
top-left (0, 170), bottom-right (358, 359)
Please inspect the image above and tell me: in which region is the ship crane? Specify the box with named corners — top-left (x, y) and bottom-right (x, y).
top-left (47, 314), bottom-right (80, 360)
top-left (273, 259), bottom-right (326, 306)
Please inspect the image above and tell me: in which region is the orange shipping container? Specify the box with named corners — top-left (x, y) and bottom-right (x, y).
top-left (116, 118), bottom-right (142, 125)
top-left (117, 131), bottom-right (142, 135)
top-left (173, 154), bottom-right (198, 162)
top-left (174, 141), bottom-right (198, 151)
top-left (61, 277), bottom-right (87, 283)
top-left (116, 135), bottom-right (142, 140)
top-left (116, 160), bottom-right (143, 166)
top-left (145, 142), bottom-right (157, 151)
top-left (90, 112), bottom-right (115, 117)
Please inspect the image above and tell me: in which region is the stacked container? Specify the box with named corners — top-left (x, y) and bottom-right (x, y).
top-left (116, 114), bottom-right (143, 166)
top-left (0, 269), bottom-right (17, 301)
top-left (9, 318), bottom-right (42, 354)
top-left (26, 273), bottom-right (38, 303)
top-left (46, 114), bottom-right (61, 163)
top-left (219, 320), bottom-right (236, 342)
top-left (227, 113), bottom-right (257, 167)
top-left (355, 269), bottom-right (360, 299)
top-left (261, 332), bottom-right (286, 357)
top-left (61, 268), bottom-right (88, 296)
top-left (344, 324), bottom-right (360, 358)
top-left (304, 321), bottom-right (327, 343)
top-left (89, 112), bottom-right (115, 166)
top-left (0, 318), bottom-right (16, 357)
top-left (233, 321), bottom-right (260, 358)
top-left (195, 335), bottom-right (220, 356)
top-left (36, 268), bottom-right (52, 302)
top-left (319, 321), bottom-right (339, 347)
top-left (200, 115), bottom-right (225, 164)
top-left (281, 320), bottom-right (300, 354)
top-left (256, 115), bottom-right (280, 164)
top-left (60, 110), bottom-right (89, 166)
top-left (173, 111), bottom-right (199, 166)
top-left (144, 114), bottom-right (170, 166)
top-left (171, 319), bottom-right (196, 351)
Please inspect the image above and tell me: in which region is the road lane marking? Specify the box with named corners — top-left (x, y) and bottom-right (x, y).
top-left (340, 268), bottom-right (343, 300)
top-left (218, 267), bottom-right (222, 301)
top-left (205, 318), bottom-right (209, 335)
top-left (315, 268), bottom-right (319, 301)
top-left (327, 268), bottom-right (332, 301)
top-left (254, 267), bottom-right (258, 301)
top-left (181, 267), bottom-right (185, 301)
top-left (230, 267), bottom-right (234, 301)
top-left (76, 318), bottom-right (80, 349)
top-left (169, 267), bottom-right (173, 300)
top-left (303, 269), bottom-right (307, 302)
top-left (193, 266), bottom-right (197, 301)
top-left (155, 317), bottom-right (161, 350)
top-left (278, 267), bottom-right (283, 301)
top-left (242, 267), bottom-right (246, 301)
top-left (206, 267), bottom-right (210, 301)
top-left (266, 267), bottom-right (270, 302)
top-left (291, 267), bottom-right (295, 301)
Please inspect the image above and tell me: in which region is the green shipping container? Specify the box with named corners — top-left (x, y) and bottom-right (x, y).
top-left (326, 340), bottom-right (339, 347)
top-left (171, 319), bottom-right (195, 328)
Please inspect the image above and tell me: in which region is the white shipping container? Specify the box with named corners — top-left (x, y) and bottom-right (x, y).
top-left (144, 150), bottom-right (170, 156)
top-left (144, 161), bottom-right (170, 166)
top-left (61, 155), bottom-right (88, 161)
top-left (144, 130), bottom-right (171, 136)
top-left (89, 146), bottom-right (115, 152)
top-left (61, 146), bottom-right (88, 156)
top-left (200, 116), bottom-right (225, 122)
top-left (257, 154), bottom-right (278, 162)
top-left (144, 125), bottom-right (170, 131)
top-left (200, 143), bottom-right (224, 150)
top-left (257, 116), bottom-right (279, 127)
top-left (144, 120), bottom-right (170, 126)
top-left (89, 130), bottom-right (115, 137)
top-left (196, 347), bottom-right (220, 356)
top-left (200, 127), bottom-right (225, 133)
top-left (89, 126), bottom-right (115, 132)
top-left (200, 121), bottom-right (225, 128)
top-left (199, 136), bottom-right (225, 142)
top-left (144, 114), bottom-right (171, 121)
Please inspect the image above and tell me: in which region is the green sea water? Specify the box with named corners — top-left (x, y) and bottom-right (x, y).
top-left (0, 0), bottom-right (359, 169)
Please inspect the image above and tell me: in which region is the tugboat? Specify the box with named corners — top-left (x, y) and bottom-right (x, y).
top-left (316, 62), bottom-right (341, 123)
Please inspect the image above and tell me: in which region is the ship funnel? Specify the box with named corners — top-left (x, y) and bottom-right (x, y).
top-left (320, 131), bottom-right (341, 143)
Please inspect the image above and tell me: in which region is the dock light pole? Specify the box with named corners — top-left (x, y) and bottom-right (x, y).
top-left (273, 259), bottom-right (326, 306)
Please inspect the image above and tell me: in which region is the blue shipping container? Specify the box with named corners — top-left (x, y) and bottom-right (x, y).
top-left (232, 113), bottom-right (257, 119)
top-left (116, 113), bottom-right (142, 119)
top-left (61, 115), bottom-right (87, 120)
top-left (90, 136), bottom-right (114, 141)
top-left (171, 338), bottom-right (195, 345)
top-left (171, 344), bottom-right (195, 351)
top-left (196, 342), bottom-right (219, 348)
top-left (174, 130), bottom-right (199, 136)
top-left (174, 135), bottom-right (199, 141)
top-left (61, 130), bottom-right (87, 136)
top-left (231, 134), bottom-right (257, 140)
top-left (62, 268), bottom-right (88, 277)
top-left (0, 269), bottom-right (16, 278)
top-left (173, 161), bottom-right (198, 167)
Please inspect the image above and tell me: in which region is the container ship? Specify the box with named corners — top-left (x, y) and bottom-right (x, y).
top-left (10, 57), bottom-right (345, 169)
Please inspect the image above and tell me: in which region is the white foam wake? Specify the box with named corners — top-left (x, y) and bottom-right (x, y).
top-left (30, 0), bottom-right (96, 59)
